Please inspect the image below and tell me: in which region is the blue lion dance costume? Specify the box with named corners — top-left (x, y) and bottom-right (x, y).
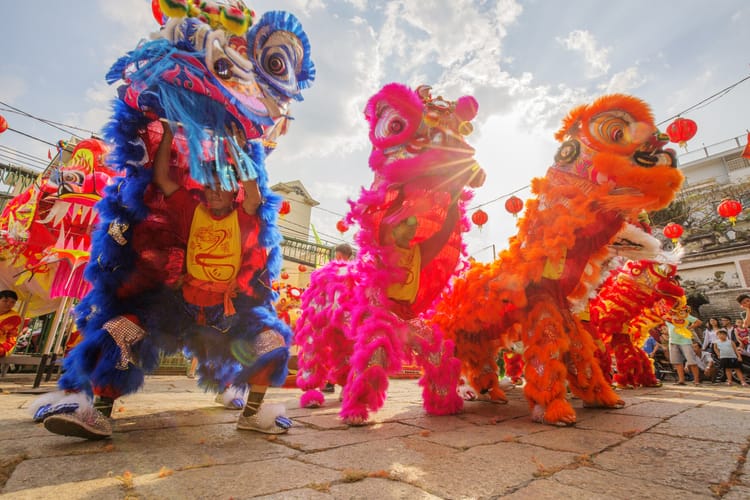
top-left (31, 2), bottom-right (314, 439)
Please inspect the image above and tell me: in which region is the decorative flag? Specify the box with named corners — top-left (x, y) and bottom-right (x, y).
top-left (310, 223), bottom-right (322, 245)
top-left (742, 132), bottom-right (750, 160)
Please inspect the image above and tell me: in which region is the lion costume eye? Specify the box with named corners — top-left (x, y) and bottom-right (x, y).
top-left (265, 53), bottom-right (287, 76)
top-left (589, 112), bottom-right (632, 146)
top-left (213, 58), bottom-right (233, 80)
top-left (374, 107), bottom-right (409, 142)
top-left (251, 30), bottom-right (304, 100)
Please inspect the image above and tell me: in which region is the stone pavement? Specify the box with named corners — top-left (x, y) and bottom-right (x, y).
top-left (1, 373), bottom-right (749, 499)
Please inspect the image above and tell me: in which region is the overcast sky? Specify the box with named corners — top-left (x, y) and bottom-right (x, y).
top-left (1, 0), bottom-right (748, 261)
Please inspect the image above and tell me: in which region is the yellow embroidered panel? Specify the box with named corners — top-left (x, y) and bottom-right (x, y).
top-left (387, 245), bottom-right (421, 303)
top-left (186, 205), bottom-right (241, 282)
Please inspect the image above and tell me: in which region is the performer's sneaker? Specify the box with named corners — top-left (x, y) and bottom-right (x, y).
top-left (237, 414), bottom-right (292, 434)
top-left (236, 404), bottom-right (291, 434)
top-left (43, 410), bottom-right (112, 440)
top-left (215, 392), bottom-right (244, 410)
top-left (94, 396), bottom-right (115, 418)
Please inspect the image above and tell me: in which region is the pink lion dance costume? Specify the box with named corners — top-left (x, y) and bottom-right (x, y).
top-left (295, 83), bottom-right (485, 424)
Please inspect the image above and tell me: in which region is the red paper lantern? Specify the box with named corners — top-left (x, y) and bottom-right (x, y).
top-left (279, 200), bottom-right (291, 216)
top-left (504, 196), bottom-right (523, 217)
top-left (471, 208), bottom-right (488, 229)
top-left (336, 219), bottom-right (349, 234)
top-left (280, 271), bottom-right (289, 280)
top-left (717, 199), bottom-right (743, 225)
top-left (0, 115), bottom-right (7, 134)
top-left (663, 222), bottom-right (684, 243)
top-left (298, 264), bottom-right (307, 273)
top-left (666, 118), bottom-right (697, 148)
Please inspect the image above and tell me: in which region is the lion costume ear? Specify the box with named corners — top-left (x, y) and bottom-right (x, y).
top-left (554, 104), bottom-right (587, 142)
top-left (247, 11), bottom-right (316, 101)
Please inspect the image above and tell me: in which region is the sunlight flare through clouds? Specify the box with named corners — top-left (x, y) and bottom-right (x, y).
top-left (557, 29), bottom-right (611, 78)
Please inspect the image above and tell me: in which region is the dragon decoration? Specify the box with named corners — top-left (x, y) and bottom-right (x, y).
top-left (48, 0), bottom-right (314, 403)
top-left (0, 139), bottom-right (116, 310)
top-left (294, 83), bottom-right (485, 425)
top-left (432, 94), bottom-right (684, 425)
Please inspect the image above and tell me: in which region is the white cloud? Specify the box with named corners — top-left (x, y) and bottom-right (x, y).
top-left (557, 29), bottom-right (611, 78)
top-left (281, 0), bottom-right (326, 17)
top-left (311, 180), bottom-right (360, 202)
top-left (344, 0), bottom-right (368, 10)
top-left (601, 66), bottom-right (647, 94)
top-left (97, 0), bottom-right (152, 29)
top-left (0, 75), bottom-right (26, 104)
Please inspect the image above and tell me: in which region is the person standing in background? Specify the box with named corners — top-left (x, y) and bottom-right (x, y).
top-left (713, 329), bottom-right (747, 386)
top-left (665, 299), bottom-right (702, 386)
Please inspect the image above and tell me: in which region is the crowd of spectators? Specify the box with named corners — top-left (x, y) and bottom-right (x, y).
top-left (647, 293), bottom-right (750, 386)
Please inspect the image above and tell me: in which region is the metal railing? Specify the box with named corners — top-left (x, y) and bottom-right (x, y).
top-left (677, 134), bottom-right (748, 165)
top-left (281, 236), bottom-right (334, 268)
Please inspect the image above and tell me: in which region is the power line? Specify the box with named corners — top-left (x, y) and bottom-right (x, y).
top-left (312, 205), bottom-right (348, 219)
top-left (278, 217), bottom-right (346, 246)
top-left (467, 184), bottom-right (531, 212)
top-left (656, 74), bottom-right (750, 126)
top-left (0, 145), bottom-right (49, 169)
top-left (0, 100), bottom-right (90, 140)
top-left (0, 152), bottom-right (45, 169)
top-left (0, 106), bottom-right (98, 136)
top-left (5, 127), bottom-right (58, 147)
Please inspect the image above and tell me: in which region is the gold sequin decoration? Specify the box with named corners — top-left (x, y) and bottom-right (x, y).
top-left (104, 316), bottom-right (146, 370)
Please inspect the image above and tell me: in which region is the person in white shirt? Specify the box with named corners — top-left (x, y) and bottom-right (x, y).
top-left (689, 341), bottom-right (715, 383)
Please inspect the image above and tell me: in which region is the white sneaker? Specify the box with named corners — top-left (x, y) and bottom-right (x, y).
top-left (236, 404), bottom-right (291, 434)
top-left (215, 386), bottom-right (247, 409)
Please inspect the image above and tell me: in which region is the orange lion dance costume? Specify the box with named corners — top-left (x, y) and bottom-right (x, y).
top-left (433, 94), bottom-right (684, 425)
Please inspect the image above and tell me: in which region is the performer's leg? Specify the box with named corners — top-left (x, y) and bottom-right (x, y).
top-left (611, 332), bottom-right (659, 388)
top-left (522, 291), bottom-right (577, 425)
top-left (409, 319), bottom-right (463, 415)
top-left (229, 320), bottom-right (293, 434)
top-left (34, 315), bottom-right (151, 439)
top-left (295, 269), bottom-right (356, 408)
top-left (340, 310), bottom-right (403, 425)
top-left (236, 384), bottom-right (292, 434)
top-left (295, 321), bottom-right (337, 408)
top-left (566, 316), bottom-right (624, 408)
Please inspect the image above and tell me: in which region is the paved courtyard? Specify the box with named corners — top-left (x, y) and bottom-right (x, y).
top-left (1, 374), bottom-right (749, 499)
